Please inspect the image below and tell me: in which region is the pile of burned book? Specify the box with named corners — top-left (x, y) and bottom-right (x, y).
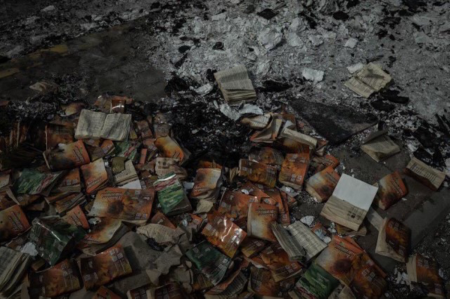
top-left (0, 93), bottom-right (447, 299)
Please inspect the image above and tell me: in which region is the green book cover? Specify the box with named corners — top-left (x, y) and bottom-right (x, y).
top-left (295, 263), bottom-right (339, 299)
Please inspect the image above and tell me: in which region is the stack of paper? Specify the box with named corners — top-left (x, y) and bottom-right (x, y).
top-left (0, 246), bottom-right (31, 298)
top-left (214, 65), bottom-right (256, 105)
top-left (75, 109), bottom-right (131, 141)
top-left (320, 174), bottom-right (378, 231)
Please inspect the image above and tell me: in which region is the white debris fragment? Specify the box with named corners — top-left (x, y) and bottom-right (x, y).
top-left (345, 38), bottom-right (358, 48)
top-left (289, 18), bottom-right (301, 31)
top-left (414, 31), bottom-right (434, 45)
top-left (41, 5), bottom-right (56, 12)
top-left (300, 216), bottom-right (315, 227)
top-left (258, 27), bottom-right (283, 50)
top-left (347, 63), bottom-right (364, 74)
top-left (183, 182), bottom-right (194, 190)
top-left (212, 13), bottom-right (227, 21)
top-left (192, 83), bottom-right (213, 95)
top-left (219, 103), bottom-right (263, 121)
top-left (220, 103), bottom-right (241, 121)
top-left (286, 32), bottom-right (304, 47)
top-left (20, 242), bottom-right (38, 256)
top-left (302, 68), bottom-right (324, 82)
top-left (308, 35), bottom-right (323, 47)
top-left (238, 104), bottom-right (263, 115)
top-left (323, 236), bottom-right (332, 244)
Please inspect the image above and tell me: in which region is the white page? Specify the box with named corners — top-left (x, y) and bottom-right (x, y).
top-left (332, 174), bottom-right (378, 211)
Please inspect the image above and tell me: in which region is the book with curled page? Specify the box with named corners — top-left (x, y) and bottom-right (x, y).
top-left (374, 171), bottom-right (407, 210)
top-left (214, 65), bottom-right (256, 105)
top-left (239, 159), bottom-right (277, 188)
top-left (75, 109), bottom-right (131, 141)
top-left (375, 218), bottom-right (410, 262)
top-left (29, 259), bottom-right (81, 298)
top-left (320, 174), bottom-right (378, 231)
top-left (247, 203), bottom-right (278, 242)
top-left (361, 130), bottom-right (400, 162)
top-left (272, 221), bottom-right (327, 262)
top-left (250, 117), bottom-right (283, 143)
top-left (201, 213), bottom-right (247, 258)
top-left (405, 157), bottom-right (446, 191)
top-left (44, 140), bottom-right (90, 171)
top-left (306, 166), bottom-right (340, 203)
top-left (80, 245), bottom-right (132, 289)
top-left (406, 254), bottom-right (444, 299)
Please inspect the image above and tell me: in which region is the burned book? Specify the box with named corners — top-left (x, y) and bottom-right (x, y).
top-left (47, 168), bottom-right (82, 200)
top-left (190, 168), bottom-right (223, 202)
top-left (0, 246), bottom-right (31, 298)
top-left (239, 159), bottom-right (277, 188)
top-left (29, 259), bottom-right (81, 298)
top-left (62, 205), bottom-right (89, 229)
top-left (80, 244), bottom-right (132, 289)
top-left (278, 153), bottom-right (310, 190)
top-left (154, 173), bottom-right (191, 216)
top-left (114, 160), bottom-right (139, 186)
top-left (320, 174), bottom-right (378, 231)
top-left (93, 286), bottom-right (122, 299)
top-left (218, 189), bottom-right (260, 220)
top-left (53, 192), bottom-right (86, 214)
top-left (186, 241), bottom-right (232, 286)
top-left (89, 188), bottom-right (155, 224)
top-left (345, 63), bottom-right (392, 98)
top-left (349, 259), bottom-right (387, 299)
top-left (406, 254), bottom-right (444, 299)
top-left (249, 266), bottom-right (295, 297)
top-left (75, 109), bottom-right (132, 141)
top-left (248, 147), bottom-right (284, 168)
top-left (205, 262), bottom-right (249, 298)
top-left (80, 158), bottom-right (109, 194)
top-left (247, 202), bottom-right (278, 242)
top-left (13, 168), bottom-right (65, 196)
top-left (45, 123), bottom-right (74, 150)
top-left (280, 127), bottom-right (318, 150)
top-left (214, 65), bottom-right (256, 105)
top-left (259, 243), bottom-right (303, 282)
top-left (361, 130), bottom-right (400, 162)
top-left (306, 166), bottom-right (340, 203)
top-left (78, 219), bottom-right (129, 255)
top-left (0, 205), bottom-right (30, 242)
top-left (43, 140), bottom-right (90, 170)
top-left (375, 218), bottom-right (410, 263)
top-left (310, 154), bottom-right (340, 174)
top-left (155, 136), bottom-right (190, 164)
top-left (289, 263), bottom-right (339, 299)
top-left (374, 171), bottom-right (407, 210)
top-left (272, 221), bottom-right (327, 262)
top-left (28, 216), bottom-right (86, 265)
top-left (201, 213), bottom-right (247, 258)
top-left (250, 117), bottom-right (283, 143)
top-left (155, 157), bottom-right (187, 180)
top-left (405, 157), bottom-right (446, 191)
top-left (88, 139), bottom-right (115, 161)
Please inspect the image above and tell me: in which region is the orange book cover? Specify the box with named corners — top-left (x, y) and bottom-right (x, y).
top-left (136, 120), bottom-right (153, 139)
top-left (249, 267), bottom-right (295, 297)
top-left (151, 211), bottom-right (176, 229)
top-left (247, 203), bottom-right (278, 242)
top-left (279, 153), bottom-right (310, 190)
top-left (414, 254), bottom-right (444, 298)
top-left (44, 140), bottom-right (90, 171)
top-left (239, 159), bottom-right (277, 188)
top-left (306, 166), bottom-right (340, 203)
top-left (63, 205), bottom-right (89, 229)
top-left (0, 205), bottom-right (30, 241)
top-left (80, 245), bottom-right (132, 289)
top-left (45, 123), bottom-right (74, 150)
top-left (311, 154), bottom-right (340, 173)
top-left (202, 213), bottom-right (247, 258)
top-left (190, 168), bottom-right (222, 200)
top-left (385, 218), bottom-right (410, 261)
top-left (248, 147), bottom-right (284, 167)
top-left (374, 171), bottom-right (407, 210)
top-left (155, 136), bottom-right (186, 163)
top-left (260, 243), bottom-right (303, 282)
top-left (240, 237), bottom-right (267, 258)
top-left (81, 158), bottom-right (108, 194)
top-left (89, 139), bottom-right (115, 161)
top-left (218, 189), bottom-right (259, 220)
top-left (29, 259), bottom-right (81, 297)
top-left (53, 193), bottom-right (85, 214)
top-left (154, 283), bottom-right (185, 299)
top-left (93, 286), bottom-right (121, 299)
top-left (350, 263), bottom-right (387, 299)
top-left (240, 182), bottom-right (270, 201)
top-left (315, 236), bottom-right (364, 285)
top-left (89, 188), bottom-right (155, 222)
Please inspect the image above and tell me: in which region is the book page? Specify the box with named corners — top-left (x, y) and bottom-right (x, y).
top-left (100, 113), bottom-right (131, 141)
top-left (75, 110), bottom-right (105, 139)
top-left (332, 174), bottom-right (378, 211)
top-left (288, 221), bottom-right (327, 260)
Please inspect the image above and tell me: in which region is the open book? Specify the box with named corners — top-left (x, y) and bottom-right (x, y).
top-left (361, 130), bottom-right (400, 162)
top-left (75, 109), bottom-right (131, 141)
top-left (320, 174), bottom-right (378, 231)
top-left (345, 63), bottom-right (392, 98)
top-left (214, 65), bottom-right (256, 105)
